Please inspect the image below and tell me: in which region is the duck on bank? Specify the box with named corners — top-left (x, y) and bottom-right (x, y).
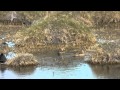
top-left (57, 46), bottom-right (66, 56)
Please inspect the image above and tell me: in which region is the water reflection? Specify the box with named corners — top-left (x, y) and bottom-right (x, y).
top-left (0, 64), bottom-right (6, 73)
top-left (0, 64), bottom-right (7, 78)
top-left (89, 64), bottom-right (120, 79)
top-left (8, 66), bottom-right (37, 75)
top-left (34, 50), bottom-right (84, 67)
top-left (0, 65), bottom-right (37, 79)
top-left (1, 49), bottom-right (120, 79)
top-left (0, 55), bottom-right (97, 79)
top-left (30, 63), bottom-right (96, 79)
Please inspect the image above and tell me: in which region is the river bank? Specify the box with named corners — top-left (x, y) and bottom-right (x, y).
top-left (0, 11), bottom-right (120, 66)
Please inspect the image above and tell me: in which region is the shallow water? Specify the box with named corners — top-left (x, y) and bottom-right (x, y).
top-left (0, 63), bottom-right (97, 79)
top-left (0, 51), bottom-right (96, 79)
top-left (1, 51), bottom-right (120, 79)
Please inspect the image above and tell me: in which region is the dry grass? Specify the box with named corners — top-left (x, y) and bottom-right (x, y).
top-left (86, 50), bottom-right (120, 65)
top-left (12, 12), bottom-right (96, 53)
top-left (87, 59), bottom-right (120, 65)
top-left (93, 11), bottom-right (120, 28)
top-left (5, 53), bottom-right (39, 66)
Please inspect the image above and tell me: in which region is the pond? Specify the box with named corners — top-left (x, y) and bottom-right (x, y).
top-left (0, 26), bottom-right (120, 79)
top-left (1, 51), bottom-right (120, 79)
top-left (0, 62), bottom-right (96, 79)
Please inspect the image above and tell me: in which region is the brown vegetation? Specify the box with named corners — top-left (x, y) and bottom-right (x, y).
top-left (93, 11), bottom-right (120, 28)
top-left (5, 53), bottom-right (39, 66)
top-left (86, 49), bottom-right (120, 65)
top-left (1, 11), bottom-right (120, 64)
top-left (13, 12), bottom-right (96, 53)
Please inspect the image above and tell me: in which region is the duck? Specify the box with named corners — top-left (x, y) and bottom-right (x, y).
top-left (59, 47), bottom-right (65, 52)
top-left (57, 51), bottom-right (65, 56)
top-left (57, 46), bottom-right (66, 56)
top-left (0, 53), bottom-right (7, 63)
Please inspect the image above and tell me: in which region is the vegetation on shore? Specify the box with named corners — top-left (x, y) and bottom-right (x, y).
top-left (5, 53), bottom-right (39, 66)
top-left (13, 11), bottom-right (96, 53)
top-left (93, 11), bottom-right (120, 28)
top-left (0, 11), bottom-right (120, 65)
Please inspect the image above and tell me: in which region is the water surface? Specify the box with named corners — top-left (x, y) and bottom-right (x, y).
top-left (0, 51), bottom-right (120, 79)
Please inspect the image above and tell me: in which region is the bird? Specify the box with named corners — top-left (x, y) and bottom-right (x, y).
top-left (57, 46), bottom-right (66, 56)
top-left (0, 53), bottom-right (7, 63)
